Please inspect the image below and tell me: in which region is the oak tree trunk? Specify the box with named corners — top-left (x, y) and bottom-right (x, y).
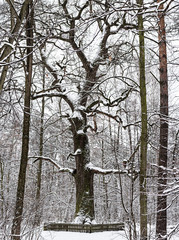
top-left (72, 116), bottom-right (95, 223)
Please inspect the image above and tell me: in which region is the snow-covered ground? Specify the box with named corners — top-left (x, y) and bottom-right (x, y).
top-left (35, 229), bottom-right (179, 240)
top-left (40, 230), bottom-right (127, 240)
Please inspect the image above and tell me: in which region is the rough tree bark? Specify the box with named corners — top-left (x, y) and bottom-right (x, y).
top-left (73, 131), bottom-right (95, 223)
top-left (68, 69), bottom-right (98, 223)
top-left (156, 1), bottom-right (168, 239)
top-left (11, 1), bottom-right (33, 239)
top-left (137, 0), bottom-right (148, 239)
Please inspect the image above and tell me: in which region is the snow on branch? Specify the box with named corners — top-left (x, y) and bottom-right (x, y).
top-left (67, 149), bottom-right (82, 160)
top-left (30, 156), bottom-right (74, 174)
top-left (167, 222), bottom-right (179, 239)
top-left (86, 141), bottom-right (140, 179)
top-left (86, 162), bottom-right (127, 175)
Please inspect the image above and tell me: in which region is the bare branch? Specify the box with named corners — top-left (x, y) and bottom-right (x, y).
top-left (0, 0), bottom-right (31, 93)
top-left (95, 109), bottom-right (123, 124)
top-left (32, 92), bottom-right (74, 111)
top-left (74, 1), bottom-right (89, 20)
top-left (5, 0), bottom-right (21, 22)
top-left (30, 156), bottom-right (75, 174)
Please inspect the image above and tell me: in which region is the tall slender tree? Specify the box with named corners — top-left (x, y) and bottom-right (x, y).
top-left (156, 1), bottom-right (169, 239)
top-left (137, 0), bottom-right (148, 239)
top-left (11, 1), bottom-right (33, 239)
top-left (34, 64), bottom-right (45, 226)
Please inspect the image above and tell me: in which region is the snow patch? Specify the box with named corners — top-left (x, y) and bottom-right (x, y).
top-left (71, 110), bottom-right (83, 120)
top-left (74, 149), bottom-right (82, 155)
top-left (73, 215), bottom-right (90, 224)
top-left (78, 105), bottom-right (86, 111)
top-left (86, 162), bottom-right (121, 174)
top-left (77, 129), bottom-right (85, 135)
top-left (86, 162), bottom-right (94, 170)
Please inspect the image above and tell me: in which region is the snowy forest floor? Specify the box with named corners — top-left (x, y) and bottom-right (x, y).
top-left (30, 228), bottom-right (179, 240)
top-left (1, 226), bottom-right (179, 239)
top-left (40, 230), bottom-right (126, 240)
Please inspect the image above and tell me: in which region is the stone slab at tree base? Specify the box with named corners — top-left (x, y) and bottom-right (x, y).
top-left (44, 222), bottom-right (125, 233)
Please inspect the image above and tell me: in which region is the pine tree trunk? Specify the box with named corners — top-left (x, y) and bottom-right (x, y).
top-left (137, 0), bottom-right (148, 239)
top-left (156, 1), bottom-right (168, 239)
top-left (11, 2), bottom-right (33, 239)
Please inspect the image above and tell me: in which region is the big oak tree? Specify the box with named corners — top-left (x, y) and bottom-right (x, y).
top-left (32, 0), bottom-right (137, 224)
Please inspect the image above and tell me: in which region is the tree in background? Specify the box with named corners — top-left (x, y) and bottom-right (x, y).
top-left (33, 63), bottom-right (45, 226)
top-left (156, 0), bottom-right (169, 239)
top-left (137, 0), bottom-right (148, 239)
top-left (0, 0), bottom-right (30, 93)
top-left (11, 1), bottom-right (34, 239)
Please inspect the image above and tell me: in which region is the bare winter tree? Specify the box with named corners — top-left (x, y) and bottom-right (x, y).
top-left (32, 0), bottom-right (137, 224)
top-left (1, 0), bottom-right (179, 239)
